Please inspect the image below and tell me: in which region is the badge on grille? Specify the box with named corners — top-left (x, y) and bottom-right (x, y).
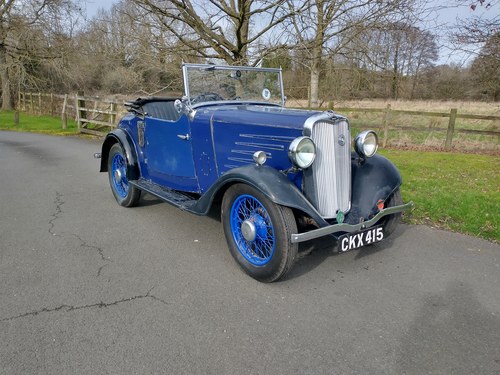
top-left (338, 134), bottom-right (345, 146)
top-left (336, 210), bottom-right (345, 224)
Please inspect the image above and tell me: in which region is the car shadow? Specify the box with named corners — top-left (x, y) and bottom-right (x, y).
top-left (286, 225), bottom-right (409, 280)
top-left (286, 235), bottom-right (340, 280)
top-left (139, 193), bottom-right (164, 207)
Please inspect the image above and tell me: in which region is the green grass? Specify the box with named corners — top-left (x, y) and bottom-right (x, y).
top-left (381, 149), bottom-right (499, 242)
top-left (0, 110), bottom-right (78, 135)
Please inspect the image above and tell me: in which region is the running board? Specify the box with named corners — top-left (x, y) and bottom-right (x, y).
top-left (129, 178), bottom-right (197, 210)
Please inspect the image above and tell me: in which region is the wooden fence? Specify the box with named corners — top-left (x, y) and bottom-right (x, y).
top-left (18, 92), bottom-right (125, 136)
top-left (328, 104), bottom-right (500, 150)
top-left (17, 92), bottom-right (500, 150)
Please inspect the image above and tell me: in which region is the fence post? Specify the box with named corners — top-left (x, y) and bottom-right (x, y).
top-left (61, 94), bottom-right (68, 129)
top-left (14, 111), bottom-right (19, 126)
top-left (38, 92), bottom-right (42, 115)
top-left (445, 108), bottom-right (457, 150)
top-left (75, 92), bottom-right (86, 131)
top-left (110, 102), bottom-right (117, 125)
top-left (29, 93), bottom-right (34, 114)
top-left (382, 104), bottom-right (391, 148)
top-left (50, 93), bottom-right (54, 116)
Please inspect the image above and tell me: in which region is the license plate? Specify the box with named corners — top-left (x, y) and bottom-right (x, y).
top-left (338, 226), bottom-right (384, 252)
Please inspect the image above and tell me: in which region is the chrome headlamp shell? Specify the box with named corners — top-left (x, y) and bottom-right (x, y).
top-left (288, 136), bottom-right (316, 169)
top-left (253, 151), bottom-right (267, 165)
top-left (354, 130), bottom-right (378, 158)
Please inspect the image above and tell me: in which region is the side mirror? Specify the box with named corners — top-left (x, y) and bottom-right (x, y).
top-left (174, 97), bottom-right (195, 119)
top-left (174, 98), bottom-right (186, 114)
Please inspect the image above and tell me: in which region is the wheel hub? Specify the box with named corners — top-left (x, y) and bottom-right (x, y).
top-left (114, 169), bottom-right (122, 183)
top-left (241, 220), bottom-right (256, 242)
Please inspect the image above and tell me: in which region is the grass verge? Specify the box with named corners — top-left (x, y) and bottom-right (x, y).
top-left (0, 110), bottom-right (78, 135)
top-left (382, 149), bottom-right (499, 243)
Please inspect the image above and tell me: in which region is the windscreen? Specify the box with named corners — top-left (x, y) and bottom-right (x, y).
top-left (183, 65), bottom-right (284, 106)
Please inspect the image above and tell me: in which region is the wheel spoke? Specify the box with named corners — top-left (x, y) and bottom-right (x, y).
top-left (111, 153), bottom-right (128, 198)
top-left (230, 194), bottom-right (275, 266)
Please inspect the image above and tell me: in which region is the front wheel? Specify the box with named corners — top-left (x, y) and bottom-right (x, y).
top-left (381, 188), bottom-right (403, 237)
top-left (107, 143), bottom-right (141, 207)
top-left (221, 184), bottom-right (298, 282)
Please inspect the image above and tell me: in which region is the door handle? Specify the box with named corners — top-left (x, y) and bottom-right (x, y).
top-left (177, 134), bottom-right (191, 141)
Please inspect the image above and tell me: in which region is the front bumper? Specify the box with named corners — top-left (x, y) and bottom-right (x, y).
top-left (290, 201), bottom-right (414, 243)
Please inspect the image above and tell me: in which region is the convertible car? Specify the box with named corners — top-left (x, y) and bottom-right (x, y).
top-left (97, 63), bottom-right (413, 282)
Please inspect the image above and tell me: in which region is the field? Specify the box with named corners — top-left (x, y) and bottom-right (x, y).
top-left (287, 98), bottom-right (500, 114)
top-left (289, 99), bottom-right (500, 153)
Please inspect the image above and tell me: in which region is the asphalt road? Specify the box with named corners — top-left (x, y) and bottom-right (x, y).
top-left (0, 131), bottom-right (499, 374)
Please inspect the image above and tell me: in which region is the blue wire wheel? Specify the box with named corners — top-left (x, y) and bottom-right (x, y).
top-left (111, 151), bottom-right (129, 198)
top-left (230, 194), bottom-right (276, 266)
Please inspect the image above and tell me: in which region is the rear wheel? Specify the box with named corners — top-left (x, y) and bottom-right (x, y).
top-left (107, 143), bottom-right (141, 207)
top-left (381, 188), bottom-right (403, 237)
top-left (221, 184), bottom-right (298, 282)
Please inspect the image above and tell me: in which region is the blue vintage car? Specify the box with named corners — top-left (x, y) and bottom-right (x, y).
top-left (98, 63), bottom-right (413, 282)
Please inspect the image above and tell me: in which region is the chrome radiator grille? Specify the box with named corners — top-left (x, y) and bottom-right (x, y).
top-left (304, 118), bottom-right (351, 218)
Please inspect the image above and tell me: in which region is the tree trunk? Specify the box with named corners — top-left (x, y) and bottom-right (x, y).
top-left (309, 30), bottom-right (324, 108)
top-left (0, 44), bottom-right (13, 110)
top-left (309, 61), bottom-right (320, 108)
top-left (391, 47), bottom-right (399, 100)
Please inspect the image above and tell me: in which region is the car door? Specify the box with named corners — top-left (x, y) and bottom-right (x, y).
top-left (142, 114), bottom-right (199, 193)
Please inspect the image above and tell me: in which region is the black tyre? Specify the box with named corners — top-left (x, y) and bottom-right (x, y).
top-left (221, 184), bottom-right (298, 282)
top-left (107, 143), bottom-right (141, 207)
top-left (381, 188), bottom-right (403, 237)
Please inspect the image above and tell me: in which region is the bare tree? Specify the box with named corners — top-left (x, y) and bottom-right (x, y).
top-left (347, 23), bottom-right (438, 99)
top-left (1, 0), bottom-right (18, 110)
top-left (284, 0), bottom-right (419, 107)
top-left (0, 0), bottom-right (79, 110)
top-left (131, 0), bottom-right (295, 65)
top-left (451, 1), bottom-right (499, 44)
top-left (469, 32), bottom-right (500, 100)
top-left (68, 0), bottom-right (188, 95)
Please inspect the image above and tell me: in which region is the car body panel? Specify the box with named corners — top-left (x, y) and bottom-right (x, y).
top-left (188, 164), bottom-right (328, 225)
top-left (100, 127), bottom-right (140, 181)
top-left (349, 154), bottom-right (403, 222)
top-left (189, 104), bottom-right (319, 193)
top-left (142, 116), bottom-right (199, 192)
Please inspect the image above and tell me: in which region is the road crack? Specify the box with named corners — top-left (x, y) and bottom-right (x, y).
top-left (73, 234), bottom-right (111, 277)
top-left (0, 288), bottom-right (169, 322)
top-left (48, 192), bottom-right (64, 237)
top-left (73, 234), bottom-right (109, 262)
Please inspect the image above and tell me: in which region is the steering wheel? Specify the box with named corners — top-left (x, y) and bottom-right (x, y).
top-left (191, 92), bottom-right (224, 104)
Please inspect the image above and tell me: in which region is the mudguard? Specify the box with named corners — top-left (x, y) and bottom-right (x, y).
top-left (190, 164), bottom-right (329, 227)
top-left (347, 154), bottom-right (402, 223)
top-left (99, 129), bottom-right (140, 181)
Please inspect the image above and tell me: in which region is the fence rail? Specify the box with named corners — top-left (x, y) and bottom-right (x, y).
top-left (16, 92), bottom-right (500, 150)
top-left (330, 104), bottom-right (500, 150)
top-left (18, 92), bottom-right (125, 136)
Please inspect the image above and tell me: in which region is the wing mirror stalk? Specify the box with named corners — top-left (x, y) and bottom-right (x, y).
top-left (175, 96), bottom-right (195, 120)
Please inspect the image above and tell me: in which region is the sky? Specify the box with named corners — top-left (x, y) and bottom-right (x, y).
top-left (428, 1), bottom-right (499, 65)
top-left (82, 0), bottom-right (498, 65)
top-left (83, 0), bottom-right (117, 18)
